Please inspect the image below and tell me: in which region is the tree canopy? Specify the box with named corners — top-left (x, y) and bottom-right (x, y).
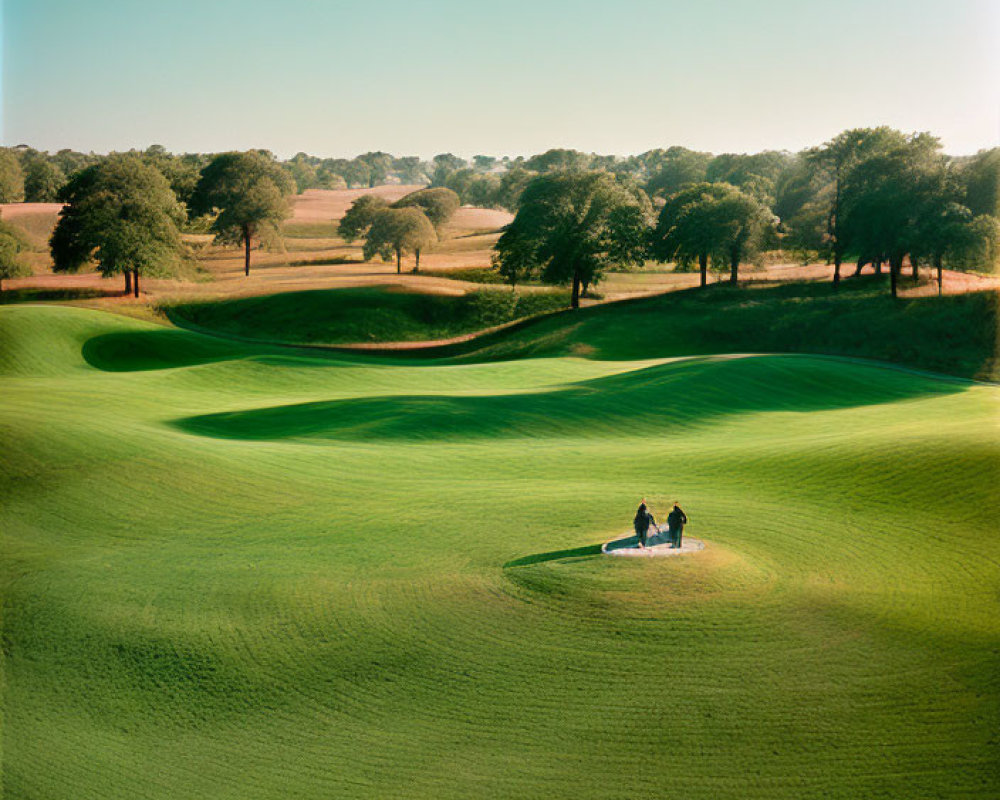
top-left (49, 153), bottom-right (185, 295)
top-left (338, 195), bottom-right (390, 242)
top-left (651, 182), bottom-right (772, 285)
top-left (392, 187), bottom-right (460, 230)
top-left (493, 171), bottom-right (650, 308)
top-left (23, 159), bottom-right (66, 202)
top-left (0, 149), bottom-right (25, 203)
top-left (362, 207), bottom-right (437, 273)
top-left (189, 151), bottom-right (295, 276)
top-left (644, 147), bottom-right (712, 198)
top-left (0, 220), bottom-right (32, 292)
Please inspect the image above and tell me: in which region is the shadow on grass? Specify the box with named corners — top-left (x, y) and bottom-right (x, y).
top-left (503, 544), bottom-right (603, 568)
top-left (1, 287), bottom-right (121, 303)
top-left (287, 256), bottom-right (362, 267)
top-left (81, 329), bottom-right (259, 372)
top-left (172, 355), bottom-right (966, 442)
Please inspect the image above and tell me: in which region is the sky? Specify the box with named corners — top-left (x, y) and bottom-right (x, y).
top-left (3, 0), bottom-right (998, 159)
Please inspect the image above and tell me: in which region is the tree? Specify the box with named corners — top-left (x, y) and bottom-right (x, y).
top-left (495, 167), bottom-right (533, 211)
top-left (651, 183), bottom-right (730, 286)
top-left (338, 194), bottom-right (390, 242)
top-left (23, 159), bottom-right (66, 202)
top-left (49, 154), bottom-right (184, 295)
top-left (0, 222), bottom-right (32, 293)
top-left (283, 155), bottom-right (317, 193)
top-left (523, 148), bottom-right (592, 173)
top-left (840, 133), bottom-right (944, 297)
top-left (392, 187), bottom-right (460, 230)
top-left (0, 149), bottom-right (25, 203)
top-left (140, 145), bottom-right (204, 208)
top-left (467, 174), bottom-right (501, 209)
top-left (645, 147), bottom-right (712, 198)
top-left (320, 158), bottom-right (370, 189)
top-left (357, 152), bottom-right (394, 187)
top-left (712, 188), bottom-right (774, 284)
top-left (189, 151), bottom-right (294, 276)
top-left (362, 207), bottom-right (437, 273)
top-left (493, 171), bottom-right (649, 308)
top-left (392, 156), bottom-right (426, 184)
top-left (961, 148), bottom-right (1000, 217)
top-left (473, 155), bottom-right (497, 172)
top-left (430, 153), bottom-right (467, 187)
top-left (706, 151), bottom-right (793, 207)
top-left (805, 127), bottom-right (909, 287)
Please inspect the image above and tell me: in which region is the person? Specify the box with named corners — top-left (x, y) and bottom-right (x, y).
top-left (633, 499), bottom-right (657, 549)
top-left (667, 502), bottom-right (688, 548)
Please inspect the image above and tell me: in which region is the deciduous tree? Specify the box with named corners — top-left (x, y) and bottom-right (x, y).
top-left (189, 151), bottom-right (295, 276)
top-left (362, 207), bottom-right (437, 273)
top-left (49, 154), bottom-right (184, 295)
top-left (338, 194), bottom-right (390, 242)
top-left (493, 171), bottom-right (649, 308)
top-left (24, 159), bottom-right (66, 202)
top-left (0, 149), bottom-right (25, 203)
top-left (392, 187), bottom-right (460, 230)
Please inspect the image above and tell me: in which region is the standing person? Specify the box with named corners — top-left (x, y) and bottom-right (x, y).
top-left (667, 502), bottom-right (688, 549)
top-left (634, 499), bottom-right (651, 549)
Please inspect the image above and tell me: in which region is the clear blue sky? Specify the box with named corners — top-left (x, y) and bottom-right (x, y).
top-left (3, 0), bottom-right (998, 158)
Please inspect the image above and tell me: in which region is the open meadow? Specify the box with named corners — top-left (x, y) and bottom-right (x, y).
top-left (2, 284), bottom-right (998, 798)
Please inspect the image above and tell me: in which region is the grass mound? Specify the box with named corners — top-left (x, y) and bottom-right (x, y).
top-left (167, 286), bottom-right (570, 345)
top-left (445, 278), bottom-right (999, 380)
top-left (2, 302), bottom-right (998, 799)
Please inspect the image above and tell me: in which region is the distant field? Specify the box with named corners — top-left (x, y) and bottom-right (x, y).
top-left (2, 302), bottom-right (998, 798)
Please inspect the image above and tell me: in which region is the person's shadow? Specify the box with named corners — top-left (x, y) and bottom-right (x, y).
top-left (604, 528), bottom-right (674, 553)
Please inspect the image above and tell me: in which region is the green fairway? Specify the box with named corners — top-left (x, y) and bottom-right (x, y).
top-left (2, 302), bottom-right (998, 799)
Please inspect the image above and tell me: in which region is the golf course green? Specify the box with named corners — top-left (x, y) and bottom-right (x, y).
top-left (2, 294), bottom-right (998, 798)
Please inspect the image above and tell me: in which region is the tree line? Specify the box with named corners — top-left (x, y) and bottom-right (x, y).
top-left (492, 129), bottom-right (999, 306)
top-left (3, 127), bottom-right (996, 301)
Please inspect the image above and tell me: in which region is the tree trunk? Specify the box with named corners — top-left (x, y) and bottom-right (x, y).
top-left (910, 255), bottom-right (919, 281)
top-left (833, 251), bottom-right (841, 288)
top-left (414, 249), bottom-right (420, 272)
top-left (729, 248), bottom-right (739, 284)
top-left (570, 269), bottom-right (581, 309)
top-left (243, 224), bottom-right (252, 277)
top-left (124, 270), bottom-right (132, 295)
top-left (396, 248), bottom-right (402, 274)
top-left (133, 269), bottom-right (140, 298)
top-left (889, 255), bottom-right (901, 298)
top-left (935, 253), bottom-right (943, 296)
top-left (699, 252), bottom-right (708, 287)
top-left (875, 256), bottom-right (883, 276)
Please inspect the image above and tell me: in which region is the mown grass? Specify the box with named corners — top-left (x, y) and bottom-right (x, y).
top-left (166, 286), bottom-right (571, 344)
top-left (441, 277), bottom-right (999, 380)
top-left (1, 300), bottom-right (998, 799)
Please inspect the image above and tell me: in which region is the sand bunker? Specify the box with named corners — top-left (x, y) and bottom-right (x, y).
top-left (603, 530), bottom-right (705, 558)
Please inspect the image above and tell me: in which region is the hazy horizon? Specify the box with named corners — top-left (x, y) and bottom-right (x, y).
top-left (4, 0), bottom-right (998, 160)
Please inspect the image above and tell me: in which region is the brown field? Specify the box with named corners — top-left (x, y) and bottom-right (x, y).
top-left (2, 188), bottom-right (997, 309)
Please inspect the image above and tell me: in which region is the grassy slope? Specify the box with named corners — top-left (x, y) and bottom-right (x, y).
top-left (2, 304), bottom-right (999, 799)
top-left (445, 278), bottom-right (999, 380)
top-left (168, 279), bottom-right (997, 380)
top-left (167, 287), bottom-right (570, 345)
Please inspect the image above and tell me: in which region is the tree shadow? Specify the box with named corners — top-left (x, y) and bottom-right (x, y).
top-left (1, 287), bottom-right (121, 303)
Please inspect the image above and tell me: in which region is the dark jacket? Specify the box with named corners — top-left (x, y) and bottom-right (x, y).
top-left (634, 504), bottom-right (650, 532)
top-left (667, 507), bottom-right (687, 530)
